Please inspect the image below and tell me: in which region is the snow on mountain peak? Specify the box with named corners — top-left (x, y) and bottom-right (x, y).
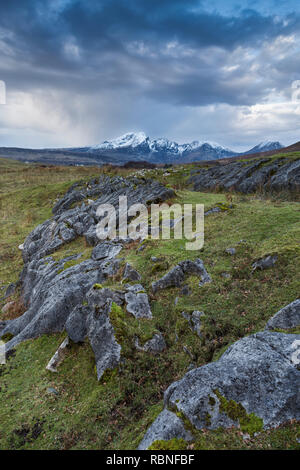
top-left (91, 132), bottom-right (232, 154)
top-left (256, 141), bottom-right (283, 150)
top-left (89, 132), bottom-right (282, 161)
top-left (92, 132), bottom-right (147, 150)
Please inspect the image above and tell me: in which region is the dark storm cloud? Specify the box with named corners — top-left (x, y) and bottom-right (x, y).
top-left (0, 0), bottom-right (299, 106)
top-left (0, 0), bottom-right (300, 148)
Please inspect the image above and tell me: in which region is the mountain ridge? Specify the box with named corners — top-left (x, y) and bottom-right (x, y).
top-left (0, 133), bottom-right (291, 166)
top-left (55, 132), bottom-right (285, 164)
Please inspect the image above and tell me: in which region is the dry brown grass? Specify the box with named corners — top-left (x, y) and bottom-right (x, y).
top-left (1, 298), bottom-right (26, 321)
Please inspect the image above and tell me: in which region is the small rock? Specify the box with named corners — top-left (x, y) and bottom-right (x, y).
top-left (135, 333), bottom-right (166, 354)
top-left (47, 387), bottom-right (59, 396)
top-left (138, 409), bottom-right (193, 450)
top-left (221, 272), bottom-right (231, 279)
top-left (125, 291), bottom-right (152, 319)
top-left (181, 310), bottom-right (204, 337)
top-left (191, 310), bottom-right (204, 337)
top-left (151, 256), bottom-right (162, 262)
top-left (225, 247), bottom-right (236, 255)
top-left (252, 255), bottom-right (277, 271)
top-left (46, 337), bottom-right (70, 373)
top-left (152, 259), bottom-right (211, 293)
top-left (122, 263), bottom-right (141, 282)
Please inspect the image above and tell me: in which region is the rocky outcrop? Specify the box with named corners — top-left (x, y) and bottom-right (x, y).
top-left (138, 302), bottom-right (300, 449)
top-left (152, 259), bottom-right (211, 293)
top-left (0, 176), bottom-right (173, 378)
top-left (21, 176), bottom-right (174, 265)
top-left (189, 157), bottom-right (300, 194)
top-left (0, 256), bottom-right (121, 350)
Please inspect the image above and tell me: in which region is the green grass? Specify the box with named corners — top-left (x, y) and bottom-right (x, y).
top-left (0, 157), bottom-right (299, 450)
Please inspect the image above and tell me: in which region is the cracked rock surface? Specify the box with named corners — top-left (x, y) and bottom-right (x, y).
top-left (138, 323), bottom-right (300, 449)
top-left (0, 176), bottom-right (173, 378)
top-left (189, 158), bottom-right (300, 194)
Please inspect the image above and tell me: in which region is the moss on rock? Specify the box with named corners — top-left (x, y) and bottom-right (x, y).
top-left (214, 389), bottom-right (263, 435)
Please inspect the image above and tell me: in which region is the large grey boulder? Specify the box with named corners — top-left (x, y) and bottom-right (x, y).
top-left (152, 259), bottom-right (211, 293)
top-left (266, 299), bottom-right (300, 331)
top-left (138, 331), bottom-right (300, 449)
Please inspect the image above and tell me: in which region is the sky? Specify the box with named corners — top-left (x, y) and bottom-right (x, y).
top-left (0, 0), bottom-right (300, 151)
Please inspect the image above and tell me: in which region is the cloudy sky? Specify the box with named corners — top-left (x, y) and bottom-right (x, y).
top-left (0, 0), bottom-right (300, 151)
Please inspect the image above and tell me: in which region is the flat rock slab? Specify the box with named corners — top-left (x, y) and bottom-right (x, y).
top-left (139, 330), bottom-right (300, 449)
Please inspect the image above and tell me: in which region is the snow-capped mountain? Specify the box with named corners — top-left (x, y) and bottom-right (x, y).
top-left (87, 132), bottom-right (236, 163)
top-left (65, 133), bottom-right (284, 164)
top-left (244, 141), bottom-right (283, 155)
top-left (91, 132), bottom-right (148, 150)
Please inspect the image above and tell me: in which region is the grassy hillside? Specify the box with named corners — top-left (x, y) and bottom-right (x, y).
top-left (0, 156), bottom-right (299, 450)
